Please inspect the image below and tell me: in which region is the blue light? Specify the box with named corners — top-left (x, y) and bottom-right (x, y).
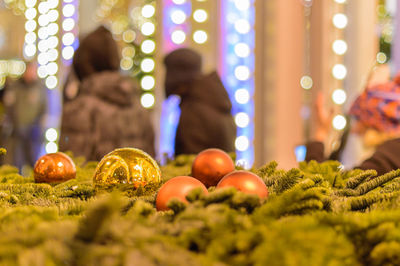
top-left (220, 0), bottom-right (255, 168)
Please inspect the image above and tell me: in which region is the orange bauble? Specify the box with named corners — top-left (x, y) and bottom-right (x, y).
top-left (156, 176), bottom-right (208, 211)
top-left (217, 170), bottom-right (268, 199)
top-left (34, 152), bottom-right (76, 183)
top-left (191, 148), bottom-right (235, 187)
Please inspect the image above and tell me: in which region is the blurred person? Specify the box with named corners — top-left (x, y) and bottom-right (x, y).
top-left (164, 48), bottom-right (236, 156)
top-left (2, 62), bottom-right (47, 170)
top-left (59, 26), bottom-right (155, 161)
top-left (306, 64), bottom-right (400, 176)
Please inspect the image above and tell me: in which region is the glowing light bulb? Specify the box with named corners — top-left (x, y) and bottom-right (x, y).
top-left (377, 52), bottom-right (387, 64)
top-left (37, 65), bottom-right (48, 78)
top-left (332, 40), bottom-right (347, 55)
top-left (193, 9), bottom-right (208, 23)
top-left (48, 10), bottom-right (59, 22)
top-left (234, 43), bottom-right (250, 58)
top-left (235, 88), bottom-right (250, 104)
top-left (62, 18), bottom-right (75, 31)
top-left (38, 27), bottom-right (49, 40)
top-left (62, 33), bottom-right (74, 46)
top-left (46, 75), bottom-right (58, 89)
top-left (63, 4), bottom-right (75, 17)
top-left (334, 0), bottom-right (346, 3)
top-left (332, 115), bottom-right (347, 130)
top-left (171, 10), bottom-right (186, 24)
top-left (332, 64), bottom-right (347, 80)
top-left (38, 2), bottom-right (49, 14)
top-left (25, 0), bottom-right (37, 8)
top-left (45, 142), bottom-right (58, 153)
top-left (45, 128), bottom-right (58, 142)
top-left (141, 75), bottom-right (155, 90)
top-left (234, 65), bottom-right (250, 81)
top-left (120, 57), bottom-right (134, 71)
top-left (62, 46), bottom-right (74, 60)
top-left (123, 30), bottom-right (136, 43)
top-left (333, 13), bottom-right (348, 29)
top-left (141, 58), bottom-right (155, 73)
top-left (141, 22), bottom-right (155, 36)
top-left (235, 19), bottom-right (251, 34)
top-left (171, 30), bottom-right (186, 44)
top-left (141, 40), bottom-right (156, 54)
top-left (234, 0), bottom-right (250, 11)
top-left (46, 62), bottom-right (58, 75)
top-left (142, 5), bottom-right (155, 18)
top-left (172, 0), bottom-right (186, 4)
top-left (235, 136), bottom-right (249, 151)
top-left (235, 112), bottom-right (250, 128)
top-left (332, 89), bottom-right (347, 105)
top-left (25, 20), bottom-right (37, 32)
top-left (47, 23), bottom-right (59, 35)
top-left (24, 44), bottom-right (36, 58)
top-left (25, 32), bottom-right (37, 44)
top-left (141, 93), bottom-right (155, 108)
top-left (300, 75), bottom-right (313, 90)
top-left (25, 8), bottom-right (37, 20)
top-left (193, 30), bottom-right (208, 44)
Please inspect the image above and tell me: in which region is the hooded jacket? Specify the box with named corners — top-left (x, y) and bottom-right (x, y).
top-left (59, 71), bottom-right (155, 161)
top-left (164, 48), bottom-right (236, 155)
top-left (171, 71), bottom-right (236, 155)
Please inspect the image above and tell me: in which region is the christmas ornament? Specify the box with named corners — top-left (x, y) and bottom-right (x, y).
top-left (191, 148), bottom-right (235, 187)
top-left (34, 152), bottom-right (76, 183)
top-left (156, 176), bottom-right (208, 211)
top-left (93, 148), bottom-right (161, 187)
top-left (217, 170), bottom-right (268, 199)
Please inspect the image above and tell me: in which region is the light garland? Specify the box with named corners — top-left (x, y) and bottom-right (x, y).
top-left (61, 0), bottom-right (79, 65)
top-left (331, 0), bottom-right (348, 131)
top-left (220, 0), bottom-right (255, 169)
top-left (191, 0), bottom-right (208, 45)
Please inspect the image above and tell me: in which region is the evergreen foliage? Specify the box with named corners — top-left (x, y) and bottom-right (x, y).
top-left (2, 156), bottom-right (400, 265)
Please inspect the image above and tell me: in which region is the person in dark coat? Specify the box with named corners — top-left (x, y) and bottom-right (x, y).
top-left (59, 26), bottom-right (155, 161)
top-left (306, 66), bottom-right (400, 176)
top-left (2, 62), bottom-right (47, 170)
top-left (164, 48), bottom-right (236, 156)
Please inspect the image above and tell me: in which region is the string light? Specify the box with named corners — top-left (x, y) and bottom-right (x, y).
top-left (330, 1), bottom-right (348, 132)
top-left (221, 0), bottom-right (255, 167)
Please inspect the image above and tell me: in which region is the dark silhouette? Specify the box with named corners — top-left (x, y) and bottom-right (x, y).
top-left (59, 26), bottom-right (155, 160)
top-left (164, 48), bottom-right (236, 156)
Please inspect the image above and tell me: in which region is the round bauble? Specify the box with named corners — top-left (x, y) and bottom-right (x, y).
top-left (93, 148), bottom-right (161, 187)
top-left (191, 148), bottom-right (235, 187)
top-left (217, 170), bottom-right (268, 199)
top-left (34, 152), bottom-right (76, 183)
top-left (156, 176), bottom-right (208, 211)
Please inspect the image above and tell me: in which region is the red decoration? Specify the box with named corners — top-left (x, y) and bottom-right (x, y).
top-left (217, 170), bottom-right (268, 199)
top-left (34, 152), bottom-right (76, 183)
top-left (156, 176), bottom-right (208, 211)
top-left (191, 148), bottom-right (235, 187)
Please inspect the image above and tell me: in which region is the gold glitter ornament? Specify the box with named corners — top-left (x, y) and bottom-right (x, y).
top-left (93, 148), bottom-right (161, 187)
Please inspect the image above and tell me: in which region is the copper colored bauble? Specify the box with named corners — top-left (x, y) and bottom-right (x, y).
top-left (191, 148), bottom-right (235, 188)
top-left (156, 176), bottom-right (208, 211)
top-left (34, 152), bottom-right (76, 183)
top-left (217, 170), bottom-right (268, 199)
top-left (93, 148), bottom-right (161, 187)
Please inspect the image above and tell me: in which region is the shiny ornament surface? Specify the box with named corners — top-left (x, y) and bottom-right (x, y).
top-left (191, 148), bottom-right (235, 187)
top-left (34, 152), bottom-right (76, 183)
top-left (217, 170), bottom-right (268, 199)
top-left (156, 176), bottom-right (208, 211)
top-left (93, 148), bottom-right (161, 187)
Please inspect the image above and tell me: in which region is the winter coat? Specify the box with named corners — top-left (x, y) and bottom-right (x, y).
top-left (305, 139), bottom-right (400, 176)
top-left (172, 71), bottom-right (236, 155)
top-left (59, 71), bottom-right (155, 161)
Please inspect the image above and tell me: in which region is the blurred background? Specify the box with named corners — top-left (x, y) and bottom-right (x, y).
top-left (0, 0), bottom-right (393, 170)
